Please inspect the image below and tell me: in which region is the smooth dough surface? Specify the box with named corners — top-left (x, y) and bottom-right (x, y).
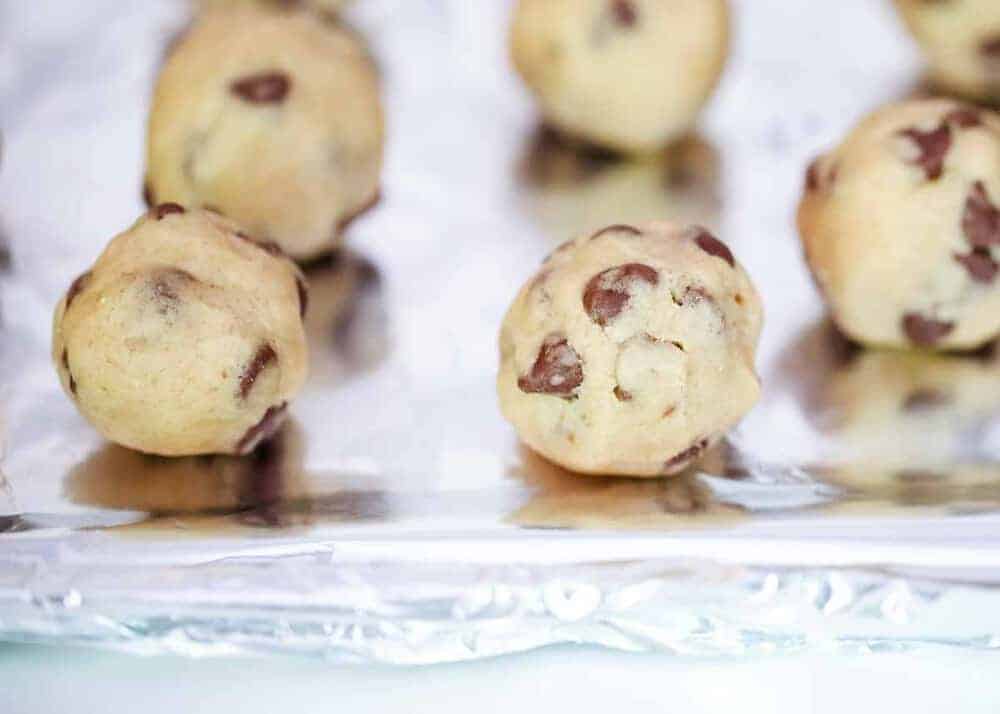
top-left (52, 206), bottom-right (309, 456)
top-left (893, 0), bottom-right (1000, 101)
top-left (510, 0), bottom-right (729, 154)
top-left (147, 6), bottom-right (383, 260)
top-left (498, 221), bottom-right (762, 477)
top-left (799, 99), bottom-right (1000, 351)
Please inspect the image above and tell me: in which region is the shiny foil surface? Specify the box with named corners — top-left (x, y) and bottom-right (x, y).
top-left (3, 0), bottom-right (1000, 661)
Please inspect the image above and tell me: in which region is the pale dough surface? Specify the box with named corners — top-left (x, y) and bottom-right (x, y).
top-left (799, 99), bottom-right (1000, 351)
top-left (52, 207), bottom-right (309, 456)
top-left (498, 221), bottom-right (762, 477)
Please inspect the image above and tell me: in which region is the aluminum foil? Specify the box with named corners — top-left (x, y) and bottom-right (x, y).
top-left (4, 0), bottom-right (1000, 661)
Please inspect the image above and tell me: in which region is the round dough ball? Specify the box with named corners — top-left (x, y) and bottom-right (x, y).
top-left (52, 205), bottom-right (309, 457)
top-left (497, 221), bottom-right (762, 477)
top-left (892, 0), bottom-right (1000, 102)
top-left (146, 6), bottom-right (383, 260)
top-left (510, 0), bottom-right (729, 154)
top-left (799, 99), bottom-right (1000, 351)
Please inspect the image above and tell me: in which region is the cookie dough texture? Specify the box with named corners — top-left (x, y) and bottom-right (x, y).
top-left (146, 6), bottom-right (383, 260)
top-left (498, 221), bottom-right (762, 477)
top-left (799, 99), bottom-right (1000, 351)
top-left (892, 0), bottom-right (1000, 101)
top-left (52, 206), bottom-right (309, 457)
top-left (510, 0), bottom-right (729, 154)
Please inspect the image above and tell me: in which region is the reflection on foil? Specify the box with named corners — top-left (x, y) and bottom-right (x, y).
top-left (303, 251), bottom-right (388, 383)
top-left (518, 126), bottom-right (721, 242)
top-left (509, 446), bottom-right (746, 531)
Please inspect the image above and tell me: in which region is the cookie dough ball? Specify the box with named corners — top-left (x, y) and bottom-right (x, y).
top-left (146, 6), bottom-right (383, 261)
top-left (52, 205), bottom-right (309, 456)
top-left (498, 221), bottom-right (762, 477)
top-left (799, 99), bottom-right (1000, 351)
top-left (893, 0), bottom-right (1000, 102)
top-left (510, 0), bottom-right (729, 154)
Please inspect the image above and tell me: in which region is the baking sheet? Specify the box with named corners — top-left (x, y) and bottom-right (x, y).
top-left (4, 0), bottom-right (1000, 662)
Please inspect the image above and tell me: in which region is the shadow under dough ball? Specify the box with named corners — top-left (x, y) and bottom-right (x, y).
top-left (510, 0), bottom-right (729, 154)
top-left (497, 221), bottom-right (762, 478)
top-left (798, 98), bottom-right (1000, 351)
top-left (145, 4), bottom-right (383, 261)
top-left (52, 206), bottom-right (309, 456)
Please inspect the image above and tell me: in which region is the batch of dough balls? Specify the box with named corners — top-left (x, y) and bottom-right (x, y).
top-left (498, 222), bottom-right (762, 477)
top-left (510, 0), bottom-right (729, 154)
top-left (799, 99), bottom-right (1000, 351)
top-left (53, 206), bottom-right (308, 457)
top-left (892, 0), bottom-right (1000, 102)
top-left (146, 4), bottom-right (383, 261)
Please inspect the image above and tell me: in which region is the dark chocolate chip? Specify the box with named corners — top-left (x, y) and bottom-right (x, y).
top-left (613, 385), bottom-right (632, 402)
top-left (62, 348), bottom-right (76, 395)
top-left (902, 312), bottom-right (955, 347)
top-left (610, 0), bottom-right (637, 27)
top-left (230, 71), bottom-right (291, 104)
top-left (296, 276), bottom-right (309, 318)
top-left (663, 438), bottom-right (709, 472)
top-left (142, 182), bottom-right (154, 208)
top-left (154, 203), bottom-right (185, 220)
top-left (236, 402), bottom-right (288, 455)
top-left (582, 263), bottom-right (659, 326)
top-left (962, 181), bottom-right (1000, 248)
top-left (980, 36), bottom-right (1000, 61)
top-left (898, 123), bottom-right (951, 180)
top-left (517, 334), bottom-right (584, 398)
top-left (692, 228), bottom-right (735, 267)
top-left (150, 268), bottom-right (197, 313)
top-left (590, 224), bottom-right (641, 240)
top-left (902, 388), bottom-right (947, 412)
top-left (65, 271), bottom-right (91, 309)
top-left (945, 108), bottom-right (982, 128)
top-left (805, 159), bottom-right (821, 191)
top-left (239, 343), bottom-right (277, 399)
top-left (235, 231), bottom-right (285, 257)
top-left (954, 247), bottom-right (998, 283)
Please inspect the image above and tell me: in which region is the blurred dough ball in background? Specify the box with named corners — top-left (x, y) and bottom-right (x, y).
top-left (892, 0), bottom-right (1000, 102)
top-left (798, 99), bottom-right (1000, 351)
top-left (146, 5), bottom-right (383, 261)
top-left (510, 0), bottom-right (729, 154)
top-left (520, 127), bottom-right (721, 240)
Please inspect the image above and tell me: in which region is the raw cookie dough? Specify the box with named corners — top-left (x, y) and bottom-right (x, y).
top-left (52, 205), bottom-right (309, 457)
top-left (510, 0), bottom-right (729, 154)
top-left (146, 5), bottom-right (383, 260)
top-left (892, 0), bottom-right (1000, 102)
top-left (798, 99), bottom-right (1000, 351)
top-left (497, 221), bottom-right (762, 477)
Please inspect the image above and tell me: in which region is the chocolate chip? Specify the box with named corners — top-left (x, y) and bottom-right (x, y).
top-left (962, 181), bottom-right (1000, 248)
top-left (613, 385), bottom-right (632, 402)
top-left (610, 0), bottom-right (637, 27)
top-left (142, 182), bottom-right (154, 208)
top-left (945, 108), bottom-right (982, 128)
top-left (239, 343), bottom-right (277, 399)
top-left (590, 224), bottom-right (641, 240)
top-left (902, 388), bottom-right (947, 412)
top-left (954, 247), bottom-right (998, 283)
top-left (296, 276), bottom-right (309, 318)
top-left (805, 159), bottom-right (821, 191)
top-left (582, 263), bottom-right (659, 326)
top-left (663, 438), bottom-right (709, 472)
top-left (62, 348), bottom-right (76, 395)
top-left (898, 123), bottom-right (951, 180)
top-left (980, 36), bottom-right (1000, 61)
top-left (517, 334), bottom-right (583, 398)
top-left (65, 271), bottom-right (91, 309)
top-left (154, 203), bottom-right (185, 220)
top-left (236, 402), bottom-right (288, 455)
top-left (235, 231), bottom-right (285, 257)
top-left (691, 228), bottom-right (735, 267)
top-left (230, 71), bottom-right (291, 104)
top-left (902, 312), bottom-right (955, 347)
top-left (150, 268), bottom-right (197, 313)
